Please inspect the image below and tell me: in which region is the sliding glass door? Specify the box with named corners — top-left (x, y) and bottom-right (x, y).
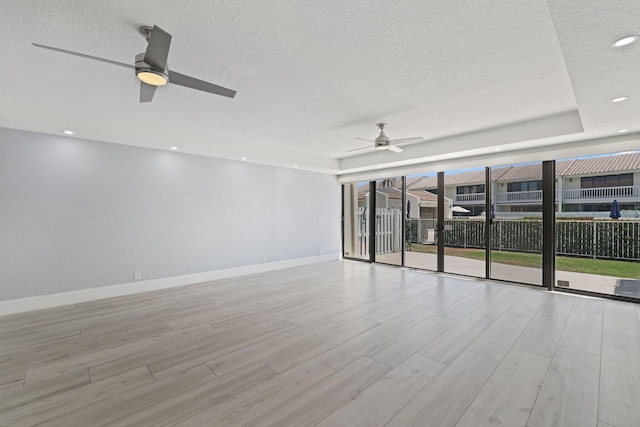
top-left (342, 181), bottom-right (371, 260)
top-left (490, 162), bottom-right (543, 285)
top-left (443, 168), bottom-right (486, 278)
top-left (555, 152), bottom-right (640, 299)
top-left (404, 173), bottom-right (438, 271)
top-left (341, 151), bottom-right (640, 304)
top-left (374, 178), bottom-right (404, 266)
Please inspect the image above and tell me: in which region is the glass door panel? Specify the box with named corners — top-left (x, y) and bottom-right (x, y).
top-left (342, 181), bottom-right (370, 260)
top-left (443, 168), bottom-right (486, 277)
top-left (374, 178), bottom-right (403, 266)
top-left (555, 151), bottom-right (640, 298)
top-left (404, 173), bottom-right (438, 271)
top-left (490, 162), bottom-right (543, 285)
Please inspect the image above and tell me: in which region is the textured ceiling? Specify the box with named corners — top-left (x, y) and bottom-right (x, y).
top-left (0, 1), bottom-right (638, 174)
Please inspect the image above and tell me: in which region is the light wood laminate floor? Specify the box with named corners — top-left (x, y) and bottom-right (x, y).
top-left (1, 261), bottom-right (639, 426)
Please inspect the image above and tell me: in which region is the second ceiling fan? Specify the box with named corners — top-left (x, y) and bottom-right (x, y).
top-left (349, 123), bottom-right (424, 153)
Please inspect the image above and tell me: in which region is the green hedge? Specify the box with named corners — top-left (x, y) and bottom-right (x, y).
top-left (406, 219), bottom-right (640, 261)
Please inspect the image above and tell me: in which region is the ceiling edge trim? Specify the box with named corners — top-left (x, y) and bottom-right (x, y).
top-left (337, 131), bottom-right (640, 183)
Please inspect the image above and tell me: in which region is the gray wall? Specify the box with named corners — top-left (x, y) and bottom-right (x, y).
top-left (0, 128), bottom-right (340, 301)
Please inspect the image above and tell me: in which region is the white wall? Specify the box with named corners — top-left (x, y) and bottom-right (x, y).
top-left (0, 128), bottom-right (341, 301)
top-left (444, 187), bottom-right (457, 204)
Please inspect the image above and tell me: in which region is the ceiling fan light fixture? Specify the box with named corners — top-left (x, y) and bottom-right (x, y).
top-left (136, 69), bottom-right (169, 86)
top-left (375, 144), bottom-right (388, 150)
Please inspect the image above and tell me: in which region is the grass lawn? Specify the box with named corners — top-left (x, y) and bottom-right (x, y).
top-left (408, 243), bottom-right (640, 279)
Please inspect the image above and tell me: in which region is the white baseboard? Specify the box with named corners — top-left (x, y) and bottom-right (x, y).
top-left (0, 253), bottom-right (340, 316)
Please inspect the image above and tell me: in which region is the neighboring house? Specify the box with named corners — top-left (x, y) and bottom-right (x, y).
top-left (408, 170), bottom-right (489, 216)
top-left (406, 153), bottom-right (640, 217)
top-left (557, 153), bottom-right (640, 213)
top-left (358, 184), bottom-right (453, 219)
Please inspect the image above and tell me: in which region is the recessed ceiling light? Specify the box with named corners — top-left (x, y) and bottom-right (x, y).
top-left (617, 129), bottom-right (628, 133)
top-left (612, 96), bottom-right (629, 103)
top-left (293, 165), bottom-right (298, 168)
top-left (611, 35), bottom-right (639, 48)
top-left (495, 148), bottom-right (502, 151)
top-left (170, 146), bottom-right (178, 150)
top-left (63, 130), bottom-right (74, 135)
top-left (241, 157), bottom-right (247, 160)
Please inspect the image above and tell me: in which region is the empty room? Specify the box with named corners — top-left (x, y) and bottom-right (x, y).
top-left (1, 1), bottom-right (640, 426)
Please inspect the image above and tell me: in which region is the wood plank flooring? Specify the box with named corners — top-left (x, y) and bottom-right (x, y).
top-left (1, 260), bottom-right (639, 426)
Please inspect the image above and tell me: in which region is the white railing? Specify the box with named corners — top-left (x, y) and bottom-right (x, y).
top-left (455, 193), bottom-right (485, 203)
top-left (564, 185), bottom-right (640, 201)
top-left (496, 190), bottom-right (542, 203)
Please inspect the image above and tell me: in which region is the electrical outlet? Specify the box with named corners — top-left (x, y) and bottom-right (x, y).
top-left (262, 256), bottom-right (267, 263)
top-left (134, 271), bottom-right (142, 280)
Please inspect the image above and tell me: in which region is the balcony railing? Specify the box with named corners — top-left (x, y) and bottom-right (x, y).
top-left (564, 185), bottom-right (640, 201)
top-left (455, 193), bottom-right (485, 203)
top-left (463, 186), bottom-right (639, 205)
top-left (495, 190), bottom-right (542, 203)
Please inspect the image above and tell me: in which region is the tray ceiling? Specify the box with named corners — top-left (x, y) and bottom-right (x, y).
top-left (0, 1), bottom-right (638, 174)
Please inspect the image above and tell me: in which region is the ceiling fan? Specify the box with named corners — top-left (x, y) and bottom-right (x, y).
top-left (32, 25), bottom-right (236, 103)
top-left (349, 123), bottom-right (424, 153)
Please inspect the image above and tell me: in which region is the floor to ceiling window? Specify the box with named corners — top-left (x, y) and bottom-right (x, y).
top-left (342, 150), bottom-right (640, 303)
top-left (443, 167), bottom-right (487, 278)
top-left (373, 177), bottom-right (404, 266)
top-left (403, 172), bottom-right (438, 271)
top-left (554, 151), bottom-right (640, 299)
top-left (342, 181), bottom-right (371, 260)
top-left (489, 162), bottom-right (543, 286)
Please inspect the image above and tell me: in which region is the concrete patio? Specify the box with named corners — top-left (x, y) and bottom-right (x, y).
top-left (376, 251), bottom-right (639, 298)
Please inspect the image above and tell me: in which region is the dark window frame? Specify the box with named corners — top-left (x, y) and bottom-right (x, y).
top-left (581, 173), bottom-right (633, 189)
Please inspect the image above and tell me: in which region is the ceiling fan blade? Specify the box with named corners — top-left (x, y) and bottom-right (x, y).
top-left (32, 43), bottom-right (134, 69)
top-left (356, 137), bottom-right (375, 143)
top-left (389, 137), bottom-right (424, 145)
top-left (140, 82), bottom-right (157, 102)
top-left (144, 26), bottom-right (172, 70)
top-left (168, 71), bottom-right (236, 98)
top-left (387, 145), bottom-right (403, 153)
top-left (347, 146), bottom-right (372, 153)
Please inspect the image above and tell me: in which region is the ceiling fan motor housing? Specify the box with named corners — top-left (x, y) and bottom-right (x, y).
top-left (374, 131), bottom-right (390, 149)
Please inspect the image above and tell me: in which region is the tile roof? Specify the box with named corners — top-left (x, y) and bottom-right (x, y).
top-left (559, 152), bottom-right (640, 175)
top-left (409, 168), bottom-right (512, 188)
top-left (408, 190), bottom-right (438, 201)
top-left (377, 188), bottom-right (402, 200)
top-left (494, 164), bottom-right (542, 182)
top-left (357, 188), bottom-right (437, 202)
top-left (555, 159), bottom-right (576, 176)
top-left (406, 176), bottom-right (423, 187)
top-left (408, 175), bottom-right (437, 189)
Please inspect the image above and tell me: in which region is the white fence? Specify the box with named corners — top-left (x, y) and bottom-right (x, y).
top-left (357, 207), bottom-right (402, 257)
